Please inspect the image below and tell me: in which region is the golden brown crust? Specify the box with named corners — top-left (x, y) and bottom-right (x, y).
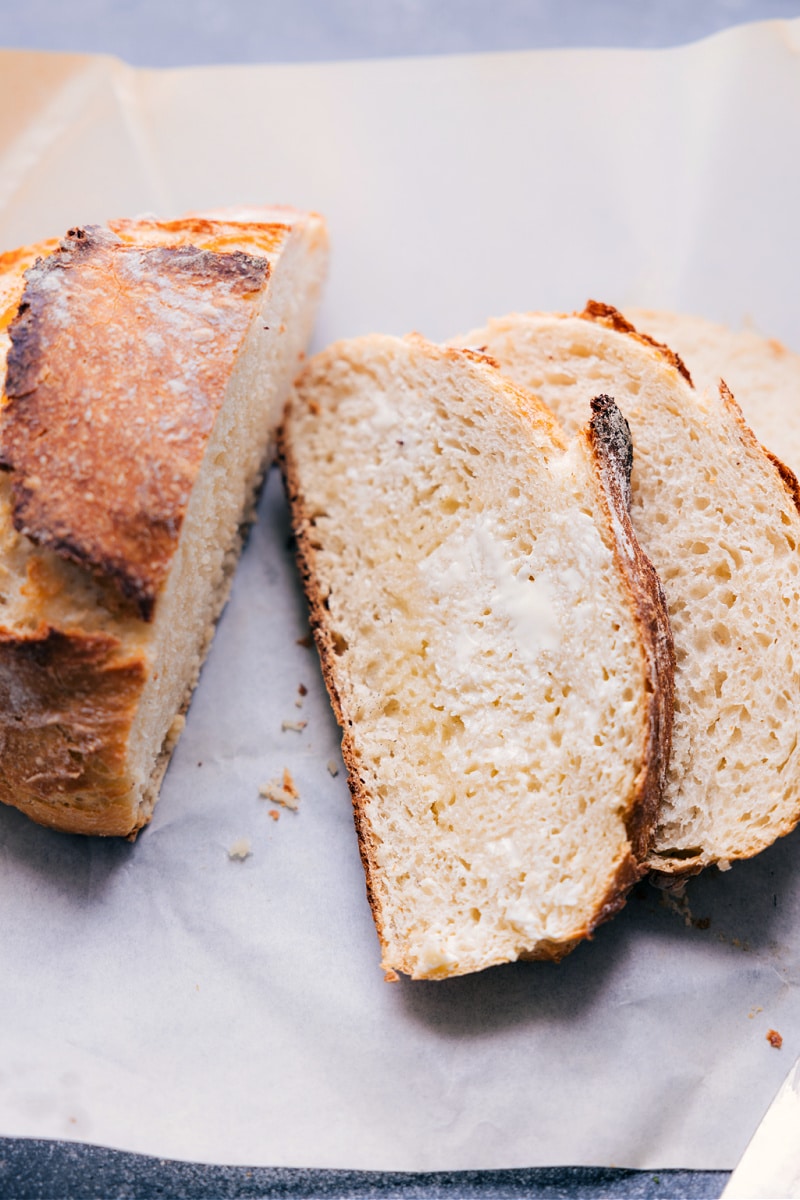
top-left (584, 394), bottom-right (675, 865)
top-left (580, 300), bottom-right (694, 388)
top-left (0, 224), bottom-right (269, 618)
top-left (0, 623), bottom-right (148, 836)
top-left (108, 216), bottom-right (291, 259)
top-left (0, 238), bottom-right (60, 339)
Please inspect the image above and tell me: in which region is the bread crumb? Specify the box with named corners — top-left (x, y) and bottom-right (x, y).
top-left (281, 719), bottom-right (307, 733)
top-left (767, 1029), bottom-right (783, 1049)
top-left (383, 968), bottom-right (400, 983)
top-left (268, 809), bottom-right (280, 821)
top-left (296, 634), bottom-right (312, 648)
top-left (298, 683), bottom-right (308, 696)
top-left (748, 1006), bottom-right (763, 1020)
top-left (327, 759), bottom-right (339, 777)
top-left (165, 713), bottom-right (186, 753)
top-left (260, 769), bottom-right (300, 811)
top-left (228, 838), bottom-right (252, 861)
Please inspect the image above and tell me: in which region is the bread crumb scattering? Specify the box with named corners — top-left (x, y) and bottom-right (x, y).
top-left (281, 719), bottom-right (307, 733)
top-left (227, 838), bottom-right (252, 861)
top-left (748, 1006), bottom-right (764, 1019)
top-left (766, 1029), bottom-right (783, 1049)
top-left (259, 768), bottom-right (300, 811)
top-left (327, 759), bottom-right (340, 777)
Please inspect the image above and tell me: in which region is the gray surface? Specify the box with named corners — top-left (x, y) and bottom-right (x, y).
top-left (0, 0), bottom-right (799, 66)
top-left (0, 1141), bottom-right (729, 1199)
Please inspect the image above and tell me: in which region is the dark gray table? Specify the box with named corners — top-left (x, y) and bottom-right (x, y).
top-left (0, 2), bottom-right (798, 1196)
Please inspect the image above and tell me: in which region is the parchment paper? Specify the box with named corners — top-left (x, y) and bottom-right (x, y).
top-left (1, 20), bottom-right (800, 1171)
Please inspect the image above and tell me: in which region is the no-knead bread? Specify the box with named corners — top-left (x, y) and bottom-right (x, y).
top-left (0, 209), bottom-right (328, 836)
top-left (458, 304), bottom-right (800, 875)
top-left (280, 333), bottom-right (672, 979)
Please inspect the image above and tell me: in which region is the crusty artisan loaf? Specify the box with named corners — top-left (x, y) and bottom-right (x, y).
top-left (625, 308), bottom-right (800, 480)
top-left (457, 304), bottom-right (800, 875)
top-left (0, 209), bottom-right (328, 836)
top-left (279, 333), bottom-right (673, 979)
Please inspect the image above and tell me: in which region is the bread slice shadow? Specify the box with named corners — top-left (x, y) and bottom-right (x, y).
top-left (0, 801), bottom-right (135, 900)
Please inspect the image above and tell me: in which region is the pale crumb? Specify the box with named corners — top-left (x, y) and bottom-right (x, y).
top-left (383, 968), bottom-right (400, 983)
top-left (281, 719), bottom-right (307, 733)
top-left (227, 838), bottom-right (252, 861)
top-left (294, 697), bottom-right (304, 708)
top-left (717, 858), bottom-right (732, 872)
top-left (259, 770), bottom-right (300, 811)
top-left (165, 713), bottom-right (186, 753)
top-left (748, 1006), bottom-right (763, 1019)
top-left (327, 759), bottom-right (340, 777)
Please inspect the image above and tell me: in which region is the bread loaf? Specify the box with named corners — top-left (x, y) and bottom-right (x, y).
top-left (457, 304), bottom-right (800, 875)
top-left (279, 333), bottom-right (672, 978)
top-left (0, 209), bottom-right (328, 836)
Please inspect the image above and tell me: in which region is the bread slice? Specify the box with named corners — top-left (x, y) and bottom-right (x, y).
top-left (0, 209), bottom-right (328, 836)
top-left (625, 308), bottom-right (800, 481)
top-left (457, 304), bottom-right (800, 875)
top-left (279, 333), bottom-right (673, 979)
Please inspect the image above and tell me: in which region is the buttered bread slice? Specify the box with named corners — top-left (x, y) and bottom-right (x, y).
top-left (0, 210), bottom-right (328, 835)
top-left (280, 334), bottom-right (672, 979)
top-left (459, 304), bottom-right (800, 875)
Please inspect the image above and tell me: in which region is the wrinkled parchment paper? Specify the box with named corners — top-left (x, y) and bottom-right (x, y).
top-left (1, 20), bottom-right (800, 1170)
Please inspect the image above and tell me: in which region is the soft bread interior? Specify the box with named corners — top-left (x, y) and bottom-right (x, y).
top-left (625, 308), bottom-right (800, 481)
top-left (460, 313), bottom-right (800, 871)
top-left (284, 335), bottom-right (656, 978)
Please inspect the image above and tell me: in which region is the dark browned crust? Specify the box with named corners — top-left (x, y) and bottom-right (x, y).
top-left (0, 624), bottom-right (148, 836)
top-left (1, 225), bottom-right (269, 619)
top-left (580, 300), bottom-right (694, 388)
top-left (585, 394), bottom-right (675, 866)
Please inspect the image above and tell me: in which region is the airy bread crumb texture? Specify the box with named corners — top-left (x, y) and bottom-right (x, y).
top-left (282, 334), bottom-right (663, 979)
top-left (460, 310), bottom-right (800, 872)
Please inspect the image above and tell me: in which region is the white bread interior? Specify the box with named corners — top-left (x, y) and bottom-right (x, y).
top-left (625, 308), bottom-right (800, 480)
top-left (457, 310), bottom-right (800, 874)
top-left (280, 333), bottom-right (671, 978)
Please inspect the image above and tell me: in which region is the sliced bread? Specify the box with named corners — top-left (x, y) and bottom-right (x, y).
top-left (279, 333), bottom-right (672, 978)
top-left (457, 304), bottom-right (800, 875)
top-left (0, 209), bottom-right (328, 836)
top-left (625, 308), bottom-right (800, 481)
